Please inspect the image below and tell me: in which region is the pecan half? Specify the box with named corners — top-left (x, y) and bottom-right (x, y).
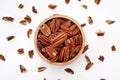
top-left (95, 0), bottom-right (101, 5)
top-left (19, 64), bottom-right (26, 73)
top-left (40, 24), bottom-right (51, 36)
top-left (65, 68), bottom-right (74, 74)
top-left (6, 35), bottom-right (15, 41)
top-left (27, 29), bottom-right (32, 38)
top-left (98, 55), bottom-right (104, 62)
top-left (96, 30), bottom-right (105, 36)
top-left (18, 3), bottom-right (24, 9)
top-left (45, 45), bottom-right (58, 59)
top-left (28, 50), bottom-right (34, 58)
top-left (48, 4), bottom-right (57, 10)
top-left (17, 48), bottom-right (24, 54)
top-left (51, 32), bottom-right (67, 47)
top-left (0, 54), bottom-right (5, 61)
top-left (65, 0), bottom-right (70, 4)
top-left (85, 62), bottom-right (93, 70)
top-left (2, 16), bottom-right (14, 22)
top-left (38, 67), bottom-right (47, 72)
top-left (82, 44), bottom-right (88, 54)
top-left (32, 6), bottom-right (38, 13)
top-left (24, 15), bottom-right (31, 23)
top-left (81, 5), bottom-right (87, 9)
top-left (88, 16), bottom-right (93, 24)
top-left (111, 45), bottom-right (116, 51)
top-left (106, 20), bottom-right (115, 25)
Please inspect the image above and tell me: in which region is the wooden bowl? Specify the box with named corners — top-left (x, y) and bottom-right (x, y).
top-left (34, 14), bottom-right (85, 66)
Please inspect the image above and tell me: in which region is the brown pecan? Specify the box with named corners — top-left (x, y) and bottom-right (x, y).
top-left (45, 45), bottom-right (58, 59)
top-left (18, 3), bottom-right (24, 9)
top-left (82, 44), bottom-right (88, 54)
top-left (55, 18), bottom-right (63, 32)
top-left (6, 35), bottom-right (15, 41)
top-left (48, 4), bottom-right (57, 10)
top-left (98, 55), bottom-right (104, 62)
top-left (88, 16), bottom-right (93, 24)
top-left (28, 50), bottom-right (34, 58)
top-left (65, 68), bottom-right (74, 74)
top-left (40, 24), bottom-right (51, 36)
top-left (96, 30), bottom-right (105, 36)
top-left (95, 0), bottom-right (101, 5)
top-left (60, 20), bottom-right (71, 29)
top-left (111, 45), bottom-right (116, 51)
top-left (19, 20), bottom-right (27, 25)
top-left (85, 62), bottom-right (93, 70)
top-left (38, 67), bottom-right (47, 72)
top-left (70, 45), bottom-right (82, 58)
top-left (69, 24), bottom-right (77, 31)
top-left (106, 20), bottom-right (115, 25)
top-left (0, 54), bottom-right (5, 61)
top-left (24, 15), bottom-right (31, 23)
top-left (65, 38), bottom-right (75, 50)
top-left (2, 16), bottom-right (14, 22)
top-left (81, 5), bottom-right (87, 9)
top-left (73, 34), bottom-right (82, 46)
top-left (17, 48), bottom-right (24, 54)
top-left (65, 0), bottom-right (70, 4)
top-left (19, 64), bottom-right (26, 73)
top-left (27, 29), bottom-right (32, 38)
top-left (85, 55), bottom-right (91, 63)
top-left (81, 23), bottom-right (86, 27)
top-left (37, 34), bottom-right (51, 46)
top-left (32, 6), bottom-right (38, 13)
top-left (100, 78), bottom-right (106, 80)
top-left (51, 32), bottom-right (67, 47)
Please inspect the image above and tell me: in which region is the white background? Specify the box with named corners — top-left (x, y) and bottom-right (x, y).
top-left (0, 0), bottom-right (120, 80)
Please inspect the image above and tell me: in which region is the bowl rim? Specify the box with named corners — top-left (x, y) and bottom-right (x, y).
top-left (34, 14), bottom-right (85, 66)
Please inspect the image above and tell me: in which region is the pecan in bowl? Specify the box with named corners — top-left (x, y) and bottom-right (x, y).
top-left (34, 14), bottom-right (85, 65)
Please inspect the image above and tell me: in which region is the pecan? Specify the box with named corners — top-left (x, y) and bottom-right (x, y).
top-left (32, 6), bottom-right (38, 13)
top-left (106, 20), bottom-right (115, 25)
top-left (40, 24), bottom-right (51, 36)
top-left (60, 20), bottom-right (71, 29)
top-left (96, 30), bottom-right (105, 36)
top-left (65, 38), bottom-right (75, 50)
top-left (98, 55), bottom-right (104, 62)
top-left (17, 48), bottom-right (24, 54)
top-left (65, 0), bottom-right (70, 4)
top-left (58, 47), bottom-right (70, 62)
top-left (19, 20), bottom-right (27, 25)
top-left (88, 16), bottom-right (93, 24)
top-left (85, 62), bottom-right (93, 70)
top-left (81, 5), bottom-right (87, 9)
top-left (18, 3), bottom-right (24, 9)
top-left (0, 54), bottom-right (5, 61)
top-left (65, 68), bottom-right (74, 74)
top-left (38, 67), bottom-right (47, 72)
top-left (81, 23), bottom-right (86, 27)
top-left (111, 45), bottom-right (116, 51)
top-left (27, 29), bottom-right (32, 38)
top-left (51, 32), bottom-right (67, 47)
top-left (45, 45), bottom-right (58, 59)
top-left (48, 4), bottom-right (57, 10)
top-left (24, 15), bottom-right (31, 23)
top-left (82, 44), bottom-right (88, 54)
top-left (100, 78), bottom-right (106, 80)
top-left (2, 16), bottom-right (14, 22)
top-left (37, 34), bottom-right (51, 46)
top-left (70, 45), bottom-right (82, 58)
top-left (19, 64), bottom-right (26, 73)
top-left (95, 0), bottom-right (101, 5)
top-left (28, 50), bottom-right (34, 58)
top-left (6, 35), bottom-right (15, 41)
top-left (85, 55), bottom-right (91, 63)
top-left (73, 34), bottom-right (82, 46)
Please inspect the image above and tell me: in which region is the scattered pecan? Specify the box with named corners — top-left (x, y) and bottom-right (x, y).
top-left (17, 48), bottom-right (24, 54)
top-left (85, 55), bottom-right (91, 63)
top-left (81, 23), bottom-right (86, 27)
top-left (81, 5), bottom-right (87, 9)
top-left (19, 20), bottom-right (27, 25)
top-left (95, 0), bottom-right (101, 5)
top-left (28, 50), bottom-right (34, 58)
top-left (88, 16), bottom-right (93, 24)
top-left (106, 20), bottom-right (115, 25)
top-left (32, 6), bottom-right (38, 13)
top-left (40, 24), bottom-right (51, 36)
top-left (96, 30), bottom-right (105, 36)
top-left (6, 35), bottom-right (15, 41)
top-left (38, 67), bottom-right (47, 72)
top-left (19, 64), bottom-right (26, 73)
top-left (18, 3), bottom-right (24, 9)
top-left (111, 45), bottom-right (116, 51)
top-left (98, 55), bottom-right (104, 62)
top-left (2, 16), bottom-right (14, 22)
top-left (24, 15), bottom-right (31, 23)
top-left (0, 54), bottom-right (5, 61)
top-left (82, 44), bottom-right (88, 53)
top-left (85, 62), bottom-right (93, 70)
top-left (43, 78), bottom-right (46, 80)
top-left (65, 68), bottom-right (74, 74)
top-left (27, 29), bottom-right (32, 38)
top-left (48, 4), bottom-right (57, 10)
top-left (65, 0), bottom-right (70, 4)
